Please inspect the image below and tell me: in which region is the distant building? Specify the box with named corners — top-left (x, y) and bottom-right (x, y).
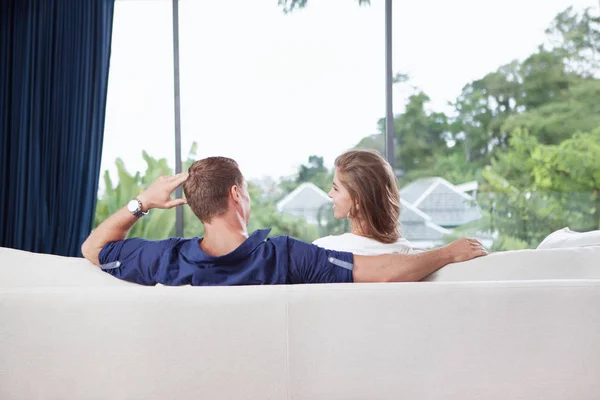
top-left (400, 177), bottom-right (482, 228)
top-left (276, 182), bottom-right (331, 225)
top-left (399, 198), bottom-right (452, 249)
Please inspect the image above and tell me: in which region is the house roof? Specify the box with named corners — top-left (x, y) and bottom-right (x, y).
top-left (399, 197), bottom-right (432, 223)
top-left (399, 198), bottom-right (452, 241)
top-left (399, 177), bottom-right (440, 204)
top-left (276, 182), bottom-right (331, 224)
top-left (400, 177), bottom-right (482, 227)
top-left (400, 221), bottom-right (452, 242)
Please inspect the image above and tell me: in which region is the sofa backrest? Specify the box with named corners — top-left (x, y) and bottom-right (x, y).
top-left (426, 245), bottom-right (600, 281)
top-left (2, 245), bottom-right (599, 287)
top-left (0, 247), bottom-right (134, 287)
top-left (2, 281), bottom-right (600, 399)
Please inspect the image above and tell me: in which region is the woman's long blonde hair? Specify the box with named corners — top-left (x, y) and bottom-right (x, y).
top-left (335, 149), bottom-right (401, 243)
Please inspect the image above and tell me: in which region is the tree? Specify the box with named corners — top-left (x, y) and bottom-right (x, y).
top-left (545, 6), bottom-right (600, 77)
top-left (450, 61), bottom-right (522, 165)
top-left (519, 48), bottom-right (572, 110)
top-left (298, 155), bottom-right (328, 183)
top-left (356, 89), bottom-right (452, 181)
top-left (279, 154), bottom-right (333, 194)
top-left (502, 78), bottom-right (600, 145)
top-left (94, 155), bottom-right (177, 240)
top-left (479, 128), bottom-right (600, 249)
top-left (394, 92), bottom-right (451, 176)
top-left (532, 129), bottom-right (600, 230)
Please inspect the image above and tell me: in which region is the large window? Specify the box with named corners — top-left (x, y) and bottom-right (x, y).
top-left (99, 0), bottom-right (600, 250)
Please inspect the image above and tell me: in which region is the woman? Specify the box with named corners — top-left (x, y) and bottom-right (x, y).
top-left (313, 149), bottom-right (421, 255)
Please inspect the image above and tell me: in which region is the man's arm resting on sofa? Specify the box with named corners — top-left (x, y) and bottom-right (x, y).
top-left (81, 208), bottom-right (140, 265)
top-left (352, 238), bottom-right (488, 282)
top-left (81, 174), bottom-right (188, 265)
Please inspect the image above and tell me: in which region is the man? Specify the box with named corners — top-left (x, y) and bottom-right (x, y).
top-left (82, 157), bottom-right (487, 285)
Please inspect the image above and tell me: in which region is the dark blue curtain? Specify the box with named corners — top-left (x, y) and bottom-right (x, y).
top-left (0, 0), bottom-right (115, 256)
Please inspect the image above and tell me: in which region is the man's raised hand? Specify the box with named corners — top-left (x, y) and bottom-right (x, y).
top-left (137, 173), bottom-right (189, 211)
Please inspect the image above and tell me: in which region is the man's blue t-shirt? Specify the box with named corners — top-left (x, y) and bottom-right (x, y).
top-left (98, 229), bottom-right (354, 286)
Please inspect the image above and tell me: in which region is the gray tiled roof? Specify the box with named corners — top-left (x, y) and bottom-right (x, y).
top-left (400, 177), bottom-right (482, 227)
top-left (400, 178), bottom-right (439, 204)
top-left (276, 183), bottom-right (331, 224)
top-left (417, 183), bottom-right (482, 227)
top-left (399, 198), bottom-right (428, 223)
top-left (399, 198), bottom-right (451, 241)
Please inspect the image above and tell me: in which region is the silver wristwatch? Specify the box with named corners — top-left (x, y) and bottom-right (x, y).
top-left (127, 197), bottom-right (148, 218)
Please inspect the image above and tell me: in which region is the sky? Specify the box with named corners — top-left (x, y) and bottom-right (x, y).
top-left (100, 0), bottom-right (600, 186)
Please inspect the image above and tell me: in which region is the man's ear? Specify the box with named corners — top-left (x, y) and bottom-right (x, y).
top-left (230, 185), bottom-right (241, 203)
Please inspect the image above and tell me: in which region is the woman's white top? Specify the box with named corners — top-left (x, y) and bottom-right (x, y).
top-left (312, 233), bottom-right (423, 255)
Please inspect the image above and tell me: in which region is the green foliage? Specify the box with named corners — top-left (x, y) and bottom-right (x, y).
top-left (503, 79), bottom-right (600, 144)
top-left (490, 235), bottom-right (531, 252)
top-left (94, 157), bottom-right (176, 240)
top-left (355, 132), bottom-right (384, 154)
top-left (520, 49), bottom-right (572, 109)
top-left (280, 155), bottom-right (334, 194)
top-left (408, 150), bottom-right (481, 185)
top-left (545, 6), bottom-right (600, 77)
top-left (478, 169), bottom-right (558, 247)
top-left (479, 128), bottom-right (600, 247)
top-left (449, 60), bottom-right (525, 166)
top-left (394, 92), bottom-right (451, 173)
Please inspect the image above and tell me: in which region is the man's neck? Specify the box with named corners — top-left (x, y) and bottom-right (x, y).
top-left (200, 217), bottom-right (249, 257)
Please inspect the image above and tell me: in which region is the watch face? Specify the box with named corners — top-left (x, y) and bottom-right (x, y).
top-left (127, 199), bottom-right (139, 213)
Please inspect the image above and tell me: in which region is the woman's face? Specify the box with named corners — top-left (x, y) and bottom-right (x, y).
top-left (328, 168), bottom-right (354, 219)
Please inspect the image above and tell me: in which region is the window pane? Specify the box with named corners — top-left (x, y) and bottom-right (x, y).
top-left (390, 0), bottom-right (600, 250)
top-left (176, 0), bottom-right (600, 250)
top-left (179, 0), bottom-right (383, 241)
top-left (97, 0), bottom-right (177, 240)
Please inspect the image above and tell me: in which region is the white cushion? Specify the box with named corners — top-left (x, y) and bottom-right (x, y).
top-left (537, 227), bottom-right (600, 249)
top-left (0, 247), bottom-right (134, 287)
top-left (425, 246), bottom-right (600, 282)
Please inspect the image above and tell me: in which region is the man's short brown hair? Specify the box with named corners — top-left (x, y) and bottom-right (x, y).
top-left (184, 157), bottom-right (244, 223)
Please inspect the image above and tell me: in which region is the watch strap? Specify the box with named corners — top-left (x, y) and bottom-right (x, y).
top-left (132, 197), bottom-right (148, 218)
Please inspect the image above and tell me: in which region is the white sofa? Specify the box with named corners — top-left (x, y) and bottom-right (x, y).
top-left (1, 245), bottom-right (600, 400)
